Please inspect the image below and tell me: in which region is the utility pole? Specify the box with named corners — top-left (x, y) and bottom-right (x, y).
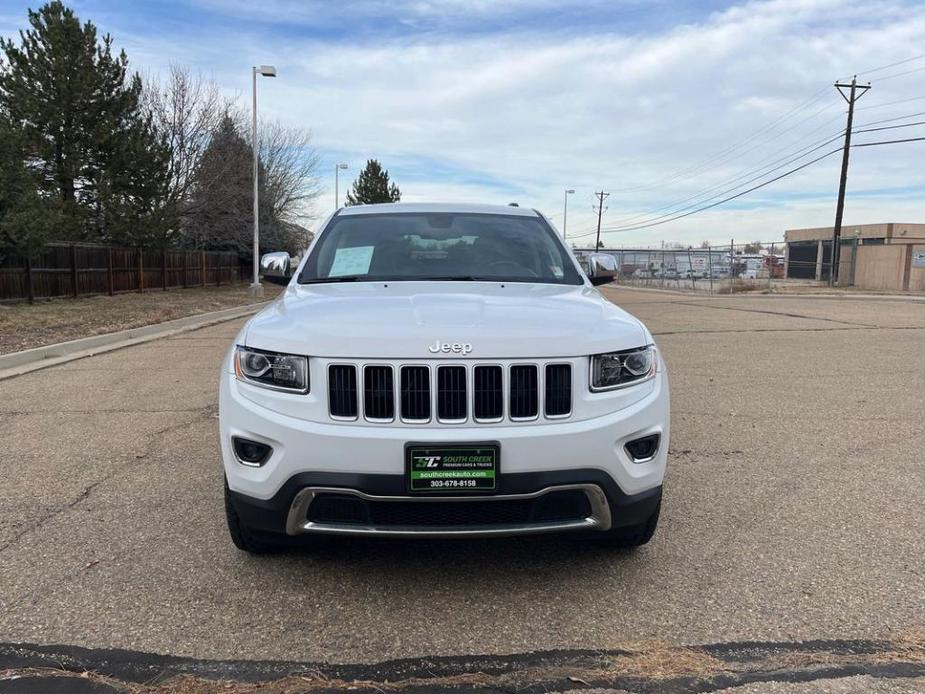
top-left (830, 75), bottom-right (871, 286)
top-left (594, 191), bottom-right (610, 251)
top-left (563, 188), bottom-right (574, 240)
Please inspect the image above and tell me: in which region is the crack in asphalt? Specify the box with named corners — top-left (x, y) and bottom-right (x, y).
top-left (669, 300), bottom-right (883, 328)
top-left (0, 407), bottom-right (211, 415)
top-left (1, 636), bottom-right (922, 693)
top-left (654, 326), bottom-right (876, 335)
top-left (0, 407), bottom-right (215, 557)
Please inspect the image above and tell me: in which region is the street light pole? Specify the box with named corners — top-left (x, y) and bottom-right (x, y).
top-left (250, 64), bottom-right (276, 298)
top-left (335, 163), bottom-right (348, 210)
top-left (563, 189), bottom-right (574, 239)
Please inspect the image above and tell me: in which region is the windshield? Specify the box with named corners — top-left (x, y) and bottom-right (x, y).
top-left (299, 212), bottom-right (583, 285)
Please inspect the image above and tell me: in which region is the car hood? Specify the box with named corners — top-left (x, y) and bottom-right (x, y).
top-left (244, 282), bottom-right (649, 359)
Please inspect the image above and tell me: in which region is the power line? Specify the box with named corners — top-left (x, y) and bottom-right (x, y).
top-left (875, 64), bottom-right (925, 84)
top-left (605, 86), bottom-right (833, 194)
top-left (856, 52), bottom-right (925, 77)
top-left (568, 99), bottom-right (846, 239)
top-left (569, 148), bottom-right (841, 238)
top-left (853, 110), bottom-right (925, 128)
top-left (616, 99), bottom-right (839, 196)
top-left (582, 130), bottom-right (845, 235)
top-left (570, 111), bottom-right (846, 236)
top-left (572, 120), bottom-right (924, 243)
top-left (853, 119), bottom-right (925, 134)
top-left (568, 63), bottom-right (922, 244)
top-left (857, 95), bottom-right (925, 111)
top-left (853, 136), bottom-right (925, 147)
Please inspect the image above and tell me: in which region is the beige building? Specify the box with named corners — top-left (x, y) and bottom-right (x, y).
top-left (784, 222), bottom-right (925, 291)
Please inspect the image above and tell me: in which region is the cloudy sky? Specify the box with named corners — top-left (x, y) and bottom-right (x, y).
top-left (2, 0), bottom-right (924, 246)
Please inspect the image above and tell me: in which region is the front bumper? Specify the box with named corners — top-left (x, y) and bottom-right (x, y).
top-left (220, 368), bottom-right (669, 502)
top-left (220, 359), bottom-right (668, 538)
top-left (227, 470), bottom-right (663, 538)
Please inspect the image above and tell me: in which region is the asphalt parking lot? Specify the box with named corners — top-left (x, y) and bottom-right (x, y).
top-left (1, 287), bottom-right (923, 689)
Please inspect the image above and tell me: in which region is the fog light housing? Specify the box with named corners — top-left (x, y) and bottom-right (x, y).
top-left (625, 433), bottom-right (660, 463)
top-left (232, 437), bottom-right (272, 467)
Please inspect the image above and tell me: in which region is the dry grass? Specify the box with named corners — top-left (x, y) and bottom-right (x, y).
top-left (0, 284), bottom-right (283, 355)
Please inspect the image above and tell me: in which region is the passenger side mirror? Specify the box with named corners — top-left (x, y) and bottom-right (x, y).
top-left (260, 251), bottom-right (294, 286)
top-left (588, 253), bottom-right (617, 286)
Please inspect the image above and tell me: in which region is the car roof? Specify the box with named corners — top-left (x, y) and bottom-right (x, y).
top-left (336, 202), bottom-right (540, 218)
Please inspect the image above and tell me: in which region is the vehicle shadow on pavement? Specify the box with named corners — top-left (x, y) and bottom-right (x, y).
top-left (258, 532), bottom-right (648, 578)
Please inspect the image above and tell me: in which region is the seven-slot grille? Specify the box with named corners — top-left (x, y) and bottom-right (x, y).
top-left (326, 362), bottom-right (573, 423)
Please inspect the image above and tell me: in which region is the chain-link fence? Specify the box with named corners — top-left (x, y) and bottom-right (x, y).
top-left (574, 238), bottom-right (925, 294)
top-left (574, 242), bottom-right (790, 294)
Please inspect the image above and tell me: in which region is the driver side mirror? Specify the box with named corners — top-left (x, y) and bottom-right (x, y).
top-left (260, 252), bottom-right (295, 286)
top-left (588, 253), bottom-right (617, 286)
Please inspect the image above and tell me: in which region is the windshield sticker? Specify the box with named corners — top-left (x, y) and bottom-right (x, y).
top-left (550, 265), bottom-right (564, 278)
top-left (329, 246), bottom-right (374, 277)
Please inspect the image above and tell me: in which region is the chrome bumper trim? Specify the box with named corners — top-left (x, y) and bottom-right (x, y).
top-left (285, 483), bottom-right (612, 538)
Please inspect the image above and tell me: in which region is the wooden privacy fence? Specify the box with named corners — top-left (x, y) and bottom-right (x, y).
top-left (0, 243), bottom-right (247, 302)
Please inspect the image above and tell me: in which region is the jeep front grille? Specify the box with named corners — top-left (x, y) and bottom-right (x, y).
top-left (326, 361), bottom-right (573, 424)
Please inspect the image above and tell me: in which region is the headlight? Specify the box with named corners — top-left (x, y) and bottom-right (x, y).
top-left (590, 345), bottom-right (656, 391)
top-left (234, 346), bottom-right (309, 393)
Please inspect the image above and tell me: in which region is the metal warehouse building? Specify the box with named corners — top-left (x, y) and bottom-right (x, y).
top-left (785, 222), bottom-right (925, 291)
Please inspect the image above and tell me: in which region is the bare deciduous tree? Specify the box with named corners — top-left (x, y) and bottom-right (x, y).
top-left (143, 66), bottom-right (320, 254)
top-left (142, 65), bottom-right (235, 244)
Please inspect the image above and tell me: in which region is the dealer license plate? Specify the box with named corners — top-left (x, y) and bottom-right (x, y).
top-left (406, 443), bottom-right (499, 493)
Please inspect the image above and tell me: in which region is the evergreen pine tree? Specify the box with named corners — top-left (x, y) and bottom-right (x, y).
top-left (345, 159), bottom-right (401, 205)
top-left (0, 1), bottom-right (168, 244)
top-left (0, 114), bottom-right (62, 252)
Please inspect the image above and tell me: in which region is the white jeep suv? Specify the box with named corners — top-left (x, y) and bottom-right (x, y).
top-left (219, 203), bottom-right (669, 552)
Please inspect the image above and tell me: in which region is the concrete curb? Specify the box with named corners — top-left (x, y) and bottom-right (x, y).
top-left (605, 284), bottom-right (925, 301)
top-left (0, 302), bottom-right (268, 381)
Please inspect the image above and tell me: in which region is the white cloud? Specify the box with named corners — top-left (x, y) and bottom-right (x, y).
top-left (8, 0), bottom-right (925, 244)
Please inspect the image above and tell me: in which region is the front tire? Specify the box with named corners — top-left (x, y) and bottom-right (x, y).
top-left (593, 501), bottom-right (660, 549)
top-left (224, 481), bottom-right (283, 554)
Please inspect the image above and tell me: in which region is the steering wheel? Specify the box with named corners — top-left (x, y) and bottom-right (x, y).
top-left (485, 259), bottom-right (538, 277)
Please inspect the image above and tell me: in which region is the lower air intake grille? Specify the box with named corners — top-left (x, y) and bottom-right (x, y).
top-left (437, 365), bottom-right (467, 421)
top-left (510, 365), bottom-right (538, 419)
top-left (306, 490), bottom-right (592, 528)
top-left (364, 365), bottom-right (394, 420)
top-left (328, 364), bottom-right (358, 418)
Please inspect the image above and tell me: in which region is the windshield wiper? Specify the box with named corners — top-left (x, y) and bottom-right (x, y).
top-left (412, 276), bottom-right (493, 281)
top-left (301, 275), bottom-right (499, 284)
top-left (300, 275), bottom-right (369, 284)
